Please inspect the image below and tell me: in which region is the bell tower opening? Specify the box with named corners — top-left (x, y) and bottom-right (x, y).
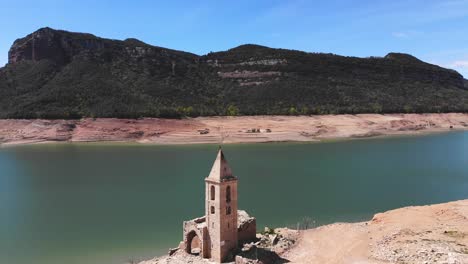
top-left (226, 186), bottom-right (231, 202)
top-left (211, 185), bottom-right (215, 200)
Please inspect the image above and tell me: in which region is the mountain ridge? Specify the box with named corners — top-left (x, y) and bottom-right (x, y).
top-left (1, 27), bottom-right (467, 119)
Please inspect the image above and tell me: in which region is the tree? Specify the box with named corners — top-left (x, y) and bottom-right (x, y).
top-left (371, 103), bottom-right (383, 113)
top-left (226, 105), bottom-right (239, 116)
top-left (288, 107), bottom-right (298, 115)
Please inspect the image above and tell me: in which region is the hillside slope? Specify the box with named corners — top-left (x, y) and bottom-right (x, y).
top-left (1, 27), bottom-right (467, 118)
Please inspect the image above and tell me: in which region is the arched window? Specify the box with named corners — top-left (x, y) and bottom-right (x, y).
top-left (226, 206), bottom-right (231, 215)
top-left (226, 186), bottom-right (231, 202)
top-left (211, 206), bottom-right (215, 214)
top-left (210, 185), bottom-right (215, 201)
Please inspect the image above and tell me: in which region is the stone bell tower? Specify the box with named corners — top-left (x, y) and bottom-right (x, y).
top-left (205, 148), bottom-right (238, 263)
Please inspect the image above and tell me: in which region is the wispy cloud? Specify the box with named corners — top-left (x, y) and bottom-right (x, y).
top-left (392, 32), bottom-right (409, 38)
top-left (443, 60), bottom-right (468, 78)
top-left (391, 30), bottom-right (423, 39)
top-left (424, 48), bottom-right (468, 78)
top-left (450, 60), bottom-right (468, 67)
top-left (429, 55), bottom-right (468, 78)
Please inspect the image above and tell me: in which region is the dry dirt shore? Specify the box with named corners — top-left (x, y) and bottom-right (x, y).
top-left (284, 199), bottom-right (468, 264)
top-left (141, 200), bottom-right (468, 264)
top-left (0, 113), bottom-right (467, 146)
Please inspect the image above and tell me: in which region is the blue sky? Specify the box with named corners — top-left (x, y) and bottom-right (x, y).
top-left (1, 0), bottom-right (468, 77)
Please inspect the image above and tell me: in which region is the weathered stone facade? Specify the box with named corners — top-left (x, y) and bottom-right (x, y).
top-left (181, 149), bottom-right (256, 263)
top-left (237, 211), bottom-right (257, 243)
top-left (182, 216), bottom-right (209, 258)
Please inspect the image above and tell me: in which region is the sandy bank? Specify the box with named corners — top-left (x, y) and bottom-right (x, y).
top-left (1, 113), bottom-right (467, 146)
top-left (284, 199), bottom-right (468, 263)
top-left (141, 200), bottom-right (468, 263)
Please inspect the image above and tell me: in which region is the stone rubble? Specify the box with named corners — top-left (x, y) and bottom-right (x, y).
top-left (139, 228), bottom-right (298, 264)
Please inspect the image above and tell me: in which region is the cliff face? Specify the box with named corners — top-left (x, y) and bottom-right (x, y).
top-left (1, 27), bottom-right (468, 119)
top-left (9, 27), bottom-right (103, 65)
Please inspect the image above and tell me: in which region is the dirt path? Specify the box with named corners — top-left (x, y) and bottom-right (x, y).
top-left (283, 223), bottom-right (376, 264)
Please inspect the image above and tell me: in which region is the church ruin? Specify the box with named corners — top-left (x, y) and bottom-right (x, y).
top-left (180, 148), bottom-right (257, 263)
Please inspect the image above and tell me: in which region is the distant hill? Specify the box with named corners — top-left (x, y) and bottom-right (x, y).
top-left (1, 27), bottom-right (467, 119)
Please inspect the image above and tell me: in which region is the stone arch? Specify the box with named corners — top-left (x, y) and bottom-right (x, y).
top-left (183, 224), bottom-right (209, 259)
top-left (186, 230), bottom-right (202, 255)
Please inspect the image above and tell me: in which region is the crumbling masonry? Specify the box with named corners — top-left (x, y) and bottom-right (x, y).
top-left (181, 149), bottom-right (256, 263)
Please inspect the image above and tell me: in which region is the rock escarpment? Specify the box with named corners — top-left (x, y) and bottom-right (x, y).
top-left (1, 27), bottom-right (468, 119)
top-left (9, 27), bottom-right (102, 65)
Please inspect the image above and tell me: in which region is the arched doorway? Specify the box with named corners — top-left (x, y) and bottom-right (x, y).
top-left (186, 231), bottom-right (202, 255)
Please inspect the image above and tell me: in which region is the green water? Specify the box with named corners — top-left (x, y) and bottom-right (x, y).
top-left (1, 132), bottom-right (468, 264)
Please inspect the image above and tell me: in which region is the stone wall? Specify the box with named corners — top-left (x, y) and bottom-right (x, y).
top-left (182, 216), bottom-right (209, 258)
top-left (237, 210), bottom-right (257, 243)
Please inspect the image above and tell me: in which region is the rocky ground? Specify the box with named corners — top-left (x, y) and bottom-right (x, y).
top-left (284, 199), bottom-right (468, 264)
top-left (1, 113), bottom-right (467, 146)
top-left (139, 228), bottom-right (298, 264)
top-left (139, 200), bottom-right (468, 264)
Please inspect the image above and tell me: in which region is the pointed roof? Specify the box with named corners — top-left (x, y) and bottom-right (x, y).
top-left (207, 148), bottom-right (236, 182)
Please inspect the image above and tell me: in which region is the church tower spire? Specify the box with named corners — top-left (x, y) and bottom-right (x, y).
top-left (207, 148), bottom-right (234, 181)
top-left (205, 148), bottom-right (238, 262)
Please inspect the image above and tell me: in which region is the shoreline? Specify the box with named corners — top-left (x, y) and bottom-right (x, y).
top-left (140, 199), bottom-right (468, 264)
top-left (1, 128), bottom-right (465, 148)
top-left (283, 199), bottom-right (468, 263)
top-left (1, 113), bottom-right (467, 147)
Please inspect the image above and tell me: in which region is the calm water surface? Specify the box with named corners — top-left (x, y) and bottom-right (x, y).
top-left (1, 132), bottom-right (468, 264)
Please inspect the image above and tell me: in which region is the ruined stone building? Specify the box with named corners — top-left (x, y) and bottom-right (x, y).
top-left (181, 149), bottom-right (256, 263)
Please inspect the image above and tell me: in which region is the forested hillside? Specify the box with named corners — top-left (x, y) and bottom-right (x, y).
top-left (1, 27), bottom-right (467, 119)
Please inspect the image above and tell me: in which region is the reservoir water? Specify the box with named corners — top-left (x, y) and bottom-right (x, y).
top-left (1, 132), bottom-right (467, 264)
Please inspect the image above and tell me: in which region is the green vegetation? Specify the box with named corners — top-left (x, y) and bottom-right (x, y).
top-left (1, 28), bottom-right (468, 119)
top-left (261, 227), bottom-right (276, 235)
top-left (288, 107), bottom-right (298, 115)
top-left (443, 230), bottom-right (466, 238)
top-left (226, 105), bottom-right (239, 116)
